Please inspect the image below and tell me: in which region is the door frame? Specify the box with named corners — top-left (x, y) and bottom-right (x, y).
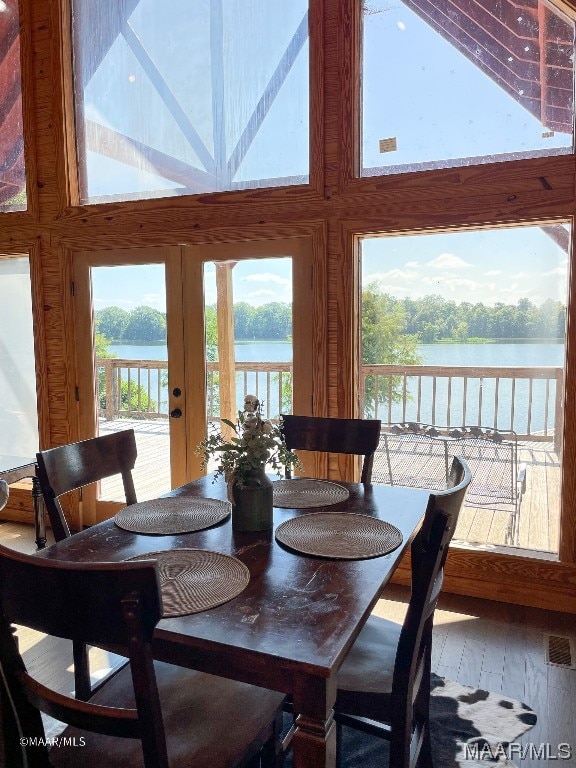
top-left (183, 235), bottom-right (321, 478)
top-left (72, 232), bottom-right (326, 524)
top-left (73, 245), bottom-right (186, 525)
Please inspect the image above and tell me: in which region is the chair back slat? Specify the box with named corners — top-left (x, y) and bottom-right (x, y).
top-left (36, 429), bottom-right (138, 542)
top-left (280, 415), bottom-right (381, 483)
top-left (0, 544), bottom-right (160, 647)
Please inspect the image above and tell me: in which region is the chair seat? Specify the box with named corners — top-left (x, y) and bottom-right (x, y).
top-left (336, 614), bottom-right (401, 721)
top-left (50, 661), bottom-right (286, 768)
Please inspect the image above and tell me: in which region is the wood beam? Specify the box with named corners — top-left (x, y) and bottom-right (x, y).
top-left (215, 262), bottom-right (237, 441)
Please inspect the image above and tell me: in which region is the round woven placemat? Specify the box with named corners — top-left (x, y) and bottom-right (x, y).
top-left (272, 478), bottom-right (350, 508)
top-left (275, 512), bottom-right (403, 560)
top-left (114, 497), bottom-right (231, 535)
top-left (128, 549), bottom-right (250, 617)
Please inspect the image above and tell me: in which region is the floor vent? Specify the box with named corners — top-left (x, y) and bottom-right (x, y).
top-left (544, 634), bottom-right (575, 668)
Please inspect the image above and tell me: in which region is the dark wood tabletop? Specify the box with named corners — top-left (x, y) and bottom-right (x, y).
top-left (38, 474), bottom-right (430, 768)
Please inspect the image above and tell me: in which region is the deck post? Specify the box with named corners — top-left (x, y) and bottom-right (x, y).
top-left (216, 262), bottom-right (237, 440)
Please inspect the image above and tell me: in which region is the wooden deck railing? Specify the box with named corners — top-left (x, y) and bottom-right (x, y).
top-left (97, 358), bottom-right (562, 446)
top-left (97, 359), bottom-right (292, 421)
top-left (362, 364), bottom-right (563, 447)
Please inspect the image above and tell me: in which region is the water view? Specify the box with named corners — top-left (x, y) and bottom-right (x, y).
top-left (105, 340), bottom-right (563, 433)
top-left (109, 340), bottom-right (564, 367)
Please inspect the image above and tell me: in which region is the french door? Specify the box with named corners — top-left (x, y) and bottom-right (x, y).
top-left (73, 238), bottom-right (316, 525)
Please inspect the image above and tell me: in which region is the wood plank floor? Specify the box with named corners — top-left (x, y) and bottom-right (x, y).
top-left (99, 419), bottom-right (562, 554)
top-left (2, 522), bottom-right (574, 767)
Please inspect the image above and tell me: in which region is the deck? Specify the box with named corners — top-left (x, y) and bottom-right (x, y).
top-left (99, 419), bottom-right (561, 555)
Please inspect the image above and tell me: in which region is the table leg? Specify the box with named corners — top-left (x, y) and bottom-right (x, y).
top-left (292, 674), bottom-right (337, 768)
top-left (32, 475), bottom-right (47, 550)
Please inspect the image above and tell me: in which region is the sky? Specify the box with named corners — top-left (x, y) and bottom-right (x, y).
top-left (86, 1), bottom-right (572, 311)
top-left (92, 257), bottom-right (294, 313)
top-left (361, 225), bottom-right (569, 307)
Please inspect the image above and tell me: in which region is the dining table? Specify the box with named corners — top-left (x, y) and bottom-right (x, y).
top-left (37, 473), bottom-right (430, 768)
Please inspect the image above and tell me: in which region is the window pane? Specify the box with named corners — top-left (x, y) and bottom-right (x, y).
top-left (91, 265), bottom-right (172, 502)
top-left (72, 0), bottom-right (309, 203)
top-left (360, 224), bottom-right (569, 554)
top-left (0, 0), bottom-right (26, 211)
top-left (0, 256), bottom-right (38, 458)
top-left (361, 0), bottom-right (575, 176)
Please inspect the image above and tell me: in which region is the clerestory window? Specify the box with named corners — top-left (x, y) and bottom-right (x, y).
top-left (361, 0), bottom-right (575, 175)
top-left (71, 0), bottom-right (310, 204)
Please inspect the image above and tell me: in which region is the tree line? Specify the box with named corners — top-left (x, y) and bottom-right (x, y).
top-left (95, 302), bottom-right (293, 343)
top-left (95, 292), bottom-right (565, 345)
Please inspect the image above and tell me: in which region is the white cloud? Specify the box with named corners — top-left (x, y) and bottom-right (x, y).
top-left (242, 272), bottom-right (290, 286)
top-left (420, 275), bottom-right (494, 295)
top-left (363, 267), bottom-right (419, 285)
top-left (143, 293), bottom-right (166, 311)
top-left (246, 289), bottom-right (276, 298)
top-left (543, 266), bottom-right (568, 278)
top-left (483, 270), bottom-right (502, 276)
top-left (427, 253), bottom-right (471, 269)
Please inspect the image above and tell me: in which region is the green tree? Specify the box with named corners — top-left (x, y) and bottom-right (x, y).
top-left (204, 305), bottom-right (218, 361)
top-left (451, 321), bottom-right (469, 342)
top-left (254, 302), bottom-right (292, 339)
top-left (123, 305), bottom-right (166, 342)
top-left (362, 284), bottom-right (421, 417)
top-left (95, 332), bottom-right (115, 359)
top-left (95, 306), bottom-right (130, 341)
top-left (234, 302), bottom-right (257, 339)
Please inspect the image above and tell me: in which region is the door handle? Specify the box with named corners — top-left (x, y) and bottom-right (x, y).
top-left (170, 408), bottom-right (182, 418)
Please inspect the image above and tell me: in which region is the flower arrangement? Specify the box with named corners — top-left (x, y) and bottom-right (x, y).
top-left (196, 395), bottom-right (301, 488)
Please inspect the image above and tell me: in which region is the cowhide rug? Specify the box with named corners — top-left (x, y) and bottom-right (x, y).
top-left (429, 674), bottom-right (537, 767)
top-left (284, 674), bottom-right (537, 767)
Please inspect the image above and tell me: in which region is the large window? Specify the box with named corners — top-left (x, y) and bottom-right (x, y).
top-left (71, 0), bottom-right (310, 203)
top-left (360, 224), bottom-right (569, 554)
top-left (361, 0), bottom-right (575, 175)
top-left (0, 0), bottom-right (26, 212)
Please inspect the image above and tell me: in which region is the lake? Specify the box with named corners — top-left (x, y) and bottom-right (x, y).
top-left (109, 340), bottom-right (565, 367)
top-left (108, 341), bottom-right (564, 432)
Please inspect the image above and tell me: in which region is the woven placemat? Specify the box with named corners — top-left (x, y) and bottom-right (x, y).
top-left (114, 497), bottom-right (231, 535)
top-left (128, 549), bottom-right (250, 617)
top-left (272, 478), bottom-right (350, 508)
top-left (275, 512), bottom-right (403, 560)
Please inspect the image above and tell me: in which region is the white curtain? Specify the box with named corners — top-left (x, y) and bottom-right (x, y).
top-left (0, 256), bottom-right (38, 459)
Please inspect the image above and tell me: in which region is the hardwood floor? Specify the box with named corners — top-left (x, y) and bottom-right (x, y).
top-left (374, 583), bottom-right (576, 768)
top-left (2, 522), bottom-right (574, 767)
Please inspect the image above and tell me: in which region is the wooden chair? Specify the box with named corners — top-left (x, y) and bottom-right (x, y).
top-left (0, 544), bottom-right (286, 768)
top-left (36, 429), bottom-right (138, 543)
top-left (334, 456), bottom-right (471, 768)
top-left (280, 415), bottom-right (382, 483)
top-left (35, 429), bottom-right (138, 701)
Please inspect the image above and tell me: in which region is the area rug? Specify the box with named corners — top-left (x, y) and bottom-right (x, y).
top-left (284, 674), bottom-right (537, 767)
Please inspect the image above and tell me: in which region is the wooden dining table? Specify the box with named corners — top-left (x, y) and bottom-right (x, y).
top-left (37, 473), bottom-right (430, 768)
